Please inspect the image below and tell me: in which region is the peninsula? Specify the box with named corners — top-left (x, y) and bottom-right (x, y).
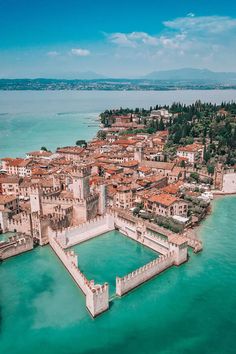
top-left (1, 100), bottom-right (236, 317)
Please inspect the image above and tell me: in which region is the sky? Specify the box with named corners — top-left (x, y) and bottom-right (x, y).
top-left (1, 0), bottom-right (236, 78)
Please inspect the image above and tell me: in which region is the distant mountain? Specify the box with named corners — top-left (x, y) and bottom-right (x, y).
top-left (143, 68), bottom-right (236, 81)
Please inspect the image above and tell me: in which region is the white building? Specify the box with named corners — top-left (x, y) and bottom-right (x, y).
top-left (177, 144), bottom-right (204, 164)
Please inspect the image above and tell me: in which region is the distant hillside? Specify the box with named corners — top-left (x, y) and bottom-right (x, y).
top-left (143, 68), bottom-right (236, 81)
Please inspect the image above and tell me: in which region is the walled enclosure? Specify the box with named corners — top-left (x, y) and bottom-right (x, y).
top-left (49, 234), bottom-right (109, 317)
top-left (48, 211), bottom-right (191, 314)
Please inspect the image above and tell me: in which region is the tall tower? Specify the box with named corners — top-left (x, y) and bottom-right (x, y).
top-left (98, 184), bottom-right (106, 215)
top-left (30, 186), bottom-right (43, 214)
top-left (134, 144), bottom-right (143, 163)
top-left (72, 166), bottom-right (91, 200)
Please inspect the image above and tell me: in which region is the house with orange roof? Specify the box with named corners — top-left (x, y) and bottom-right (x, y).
top-left (56, 146), bottom-right (85, 161)
top-left (0, 176), bottom-right (21, 196)
top-left (177, 144), bottom-right (204, 164)
top-left (26, 150), bottom-right (52, 159)
top-left (161, 181), bottom-right (183, 196)
top-left (144, 192), bottom-right (188, 218)
top-left (1, 158), bottom-right (33, 177)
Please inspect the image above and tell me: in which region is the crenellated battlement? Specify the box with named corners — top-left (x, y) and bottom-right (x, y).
top-left (0, 233), bottom-right (33, 260)
top-left (71, 165), bottom-right (91, 178)
top-left (49, 234), bottom-right (109, 317)
top-left (42, 195), bottom-right (74, 205)
top-left (41, 193), bottom-right (98, 206)
top-left (116, 251), bottom-right (176, 296)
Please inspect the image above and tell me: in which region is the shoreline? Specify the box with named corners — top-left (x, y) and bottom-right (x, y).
top-left (185, 193), bottom-right (236, 240)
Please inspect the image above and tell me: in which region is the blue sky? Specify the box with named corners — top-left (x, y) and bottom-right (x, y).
top-left (1, 0), bottom-right (236, 78)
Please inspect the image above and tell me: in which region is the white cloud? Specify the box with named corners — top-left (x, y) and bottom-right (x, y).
top-left (109, 33), bottom-right (136, 47)
top-left (47, 51), bottom-right (59, 57)
top-left (164, 16), bottom-right (236, 34)
top-left (108, 32), bottom-right (158, 47)
top-left (187, 13), bottom-right (195, 18)
top-left (70, 48), bottom-right (90, 56)
top-left (106, 15), bottom-right (236, 70)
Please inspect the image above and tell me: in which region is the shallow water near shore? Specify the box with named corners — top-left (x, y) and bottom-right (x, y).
top-left (0, 196), bottom-right (236, 353)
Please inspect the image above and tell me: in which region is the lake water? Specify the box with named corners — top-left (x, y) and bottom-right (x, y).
top-left (0, 90), bottom-right (236, 158)
top-left (0, 196), bottom-right (236, 353)
top-left (72, 230), bottom-right (158, 295)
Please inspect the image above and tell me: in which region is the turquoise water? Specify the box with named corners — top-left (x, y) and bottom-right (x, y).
top-left (72, 231), bottom-right (158, 295)
top-left (0, 196), bottom-right (236, 354)
top-left (1, 90), bottom-right (236, 158)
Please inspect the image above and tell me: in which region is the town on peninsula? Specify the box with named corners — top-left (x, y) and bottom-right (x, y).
top-left (1, 100), bottom-right (236, 317)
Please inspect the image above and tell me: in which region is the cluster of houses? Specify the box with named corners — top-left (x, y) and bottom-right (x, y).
top-left (0, 110), bottom-right (221, 246)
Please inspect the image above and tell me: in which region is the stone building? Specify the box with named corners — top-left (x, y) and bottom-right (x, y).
top-left (144, 193), bottom-right (188, 218)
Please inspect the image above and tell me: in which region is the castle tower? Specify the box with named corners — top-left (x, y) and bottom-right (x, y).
top-left (72, 166), bottom-right (91, 200)
top-left (86, 282), bottom-right (109, 317)
top-left (134, 144), bottom-right (143, 163)
top-left (30, 186), bottom-right (43, 214)
top-left (98, 184), bottom-right (106, 215)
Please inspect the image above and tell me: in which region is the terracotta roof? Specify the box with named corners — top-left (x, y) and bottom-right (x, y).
top-left (27, 150), bottom-right (52, 157)
top-left (168, 235), bottom-right (187, 246)
top-left (1, 158), bottom-right (24, 167)
top-left (161, 181), bottom-right (183, 195)
top-left (149, 193), bottom-right (177, 207)
top-left (142, 161), bottom-right (175, 171)
top-left (138, 166), bottom-right (152, 173)
top-left (56, 146), bottom-right (84, 155)
top-left (113, 139), bottom-right (137, 146)
top-left (120, 160), bottom-right (139, 168)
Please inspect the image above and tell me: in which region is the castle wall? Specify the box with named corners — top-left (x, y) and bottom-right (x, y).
top-left (7, 212), bottom-right (31, 234)
top-left (49, 214), bottom-right (115, 248)
top-left (49, 234), bottom-right (109, 317)
top-left (114, 216), bottom-right (169, 255)
top-left (0, 235), bottom-right (33, 260)
top-left (116, 251), bottom-right (175, 296)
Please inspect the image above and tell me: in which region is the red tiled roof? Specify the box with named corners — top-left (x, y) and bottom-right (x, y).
top-left (149, 193), bottom-right (177, 207)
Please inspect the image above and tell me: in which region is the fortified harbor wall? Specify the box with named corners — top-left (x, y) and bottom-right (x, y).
top-left (0, 234), bottom-right (33, 260)
top-left (50, 211), bottom-right (189, 264)
top-left (49, 234), bottom-right (109, 317)
top-left (49, 214), bottom-right (114, 248)
top-left (116, 251), bottom-right (175, 296)
top-left (49, 210), bottom-right (190, 300)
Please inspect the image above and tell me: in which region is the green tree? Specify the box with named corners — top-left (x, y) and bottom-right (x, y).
top-left (97, 130), bottom-right (107, 140)
top-left (190, 172), bottom-right (199, 182)
top-left (76, 139), bottom-right (87, 147)
top-left (207, 164), bottom-right (215, 175)
top-left (159, 118), bottom-right (165, 131)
